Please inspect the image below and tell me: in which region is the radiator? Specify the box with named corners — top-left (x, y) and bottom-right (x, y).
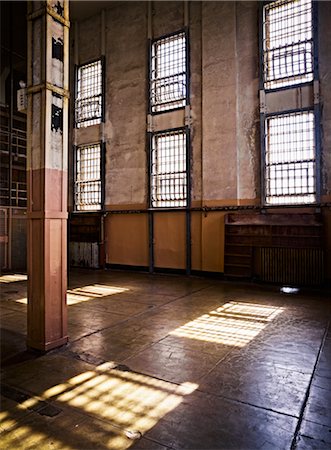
top-left (259, 247), bottom-right (324, 285)
top-left (70, 242), bottom-right (99, 268)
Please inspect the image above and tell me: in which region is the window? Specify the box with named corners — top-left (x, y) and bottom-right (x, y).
top-left (265, 111), bottom-right (316, 205)
top-left (150, 31), bottom-right (187, 113)
top-left (75, 144), bottom-right (102, 211)
top-left (263, 0), bottom-right (313, 89)
top-left (150, 129), bottom-right (187, 208)
top-left (75, 59), bottom-right (103, 127)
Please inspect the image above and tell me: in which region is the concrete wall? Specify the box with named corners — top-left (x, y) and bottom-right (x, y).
top-left (70, 1), bottom-right (331, 280)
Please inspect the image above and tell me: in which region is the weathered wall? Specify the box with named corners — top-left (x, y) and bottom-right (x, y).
top-left (70, 1), bottom-right (331, 279)
top-left (105, 2), bottom-right (147, 208)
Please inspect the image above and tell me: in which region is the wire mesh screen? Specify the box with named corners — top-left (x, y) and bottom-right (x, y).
top-left (151, 129), bottom-right (187, 208)
top-left (263, 0), bottom-right (313, 89)
top-left (75, 60), bottom-right (102, 128)
top-left (265, 111), bottom-right (315, 205)
top-left (75, 144), bottom-right (101, 211)
top-left (150, 32), bottom-right (187, 113)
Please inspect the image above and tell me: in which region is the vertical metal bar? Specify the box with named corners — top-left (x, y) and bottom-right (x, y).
top-left (147, 131), bottom-right (154, 273)
top-left (184, 2), bottom-right (191, 275)
top-left (147, 1), bottom-right (154, 273)
top-left (147, 2), bottom-right (153, 115)
top-left (185, 12), bottom-right (190, 107)
top-left (260, 112), bottom-right (266, 206)
top-left (259, 2), bottom-right (266, 207)
top-left (8, 2), bottom-right (14, 269)
top-left (312, 1), bottom-right (321, 204)
top-left (73, 145), bottom-right (77, 210)
top-left (186, 126), bottom-right (191, 275)
top-left (101, 142), bottom-right (106, 211)
top-left (101, 55), bottom-right (106, 124)
top-left (149, 211), bottom-right (154, 274)
top-left (258, 2), bottom-right (265, 91)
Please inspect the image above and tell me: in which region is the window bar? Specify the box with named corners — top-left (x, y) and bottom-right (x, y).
top-left (263, 0), bottom-right (313, 89)
top-left (150, 31), bottom-right (187, 113)
top-left (264, 111), bottom-right (316, 205)
top-left (75, 59), bottom-right (103, 128)
top-left (75, 144), bottom-right (101, 211)
top-left (150, 129), bottom-right (187, 208)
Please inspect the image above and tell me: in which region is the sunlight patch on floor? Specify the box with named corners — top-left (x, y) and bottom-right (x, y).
top-left (67, 284), bottom-right (129, 305)
top-left (0, 274), bottom-right (27, 284)
top-left (10, 284), bottom-right (129, 306)
top-left (170, 301), bottom-right (284, 347)
top-left (14, 362), bottom-right (198, 449)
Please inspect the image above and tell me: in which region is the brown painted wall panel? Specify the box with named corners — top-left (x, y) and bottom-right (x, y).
top-left (191, 211), bottom-right (202, 271)
top-left (106, 214), bottom-right (148, 267)
top-left (154, 212), bottom-right (186, 269)
top-left (201, 212), bottom-right (226, 273)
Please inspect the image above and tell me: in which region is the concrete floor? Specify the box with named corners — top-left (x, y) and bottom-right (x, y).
top-left (0, 269), bottom-right (330, 449)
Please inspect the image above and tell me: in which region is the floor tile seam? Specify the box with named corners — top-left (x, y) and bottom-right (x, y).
top-left (298, 417), bottom-right (331, 429)
top-left (67, 305), bottom-right (167, 344)
top-left (139, 435), bottom-right (175, 450)
top-left (68, 286), bottom-right (213, 345)
top-left (69, 301), bottom-right (156, 313)
top-left (121, 335), bottom-right (181, 363)
top-left (0, 409), bottom-right (36, 436)
top-left (0, 306), bottom-right (26, 315)
top-left (195, 347), bottom-right (238, 383)
top-left (153, 336), bottom-right (231, 359)
top-left (194, 387), bottom-right (300, 420)
top-left (0, 383), bottom-right (63, 419)
top-left (290, 319), bottom-right (331, 450)
top-left (153, 285), bottom-right (216, 310)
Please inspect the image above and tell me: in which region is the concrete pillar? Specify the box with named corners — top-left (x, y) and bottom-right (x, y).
top-left (26, 0), bottom-right (69, 351)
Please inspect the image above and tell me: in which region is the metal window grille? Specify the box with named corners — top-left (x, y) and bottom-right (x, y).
top-left (75, 144), bottom-right (101, 211)
top-left (263, 0), bottom-right (313, 89)
top-left (75, 60), bottom-right (103, 128)
top-left (265, 111), bottom-right (316, 205)
top-left (150, 32), bottom-right (187, 113)
top-left (151, 129), bottom-right (187, 208)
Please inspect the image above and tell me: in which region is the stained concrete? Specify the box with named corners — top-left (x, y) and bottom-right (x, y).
top-left (1, 269), bottom-right (330, 449)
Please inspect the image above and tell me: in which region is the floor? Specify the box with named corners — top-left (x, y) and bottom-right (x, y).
top-left (0, 269), bottom-right (330, 450)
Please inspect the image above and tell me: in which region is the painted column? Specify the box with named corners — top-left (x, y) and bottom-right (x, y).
top-left (27, 0), bottom-right (69, 351)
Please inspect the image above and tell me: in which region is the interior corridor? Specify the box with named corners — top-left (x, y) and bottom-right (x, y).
top-left (1, 269), bottom-right (330, 449)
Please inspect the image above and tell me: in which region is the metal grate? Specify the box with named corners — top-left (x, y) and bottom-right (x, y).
top-left (263, 0), bottom-right (313, 89)
top-left (150, 32), bottom-right (187, 113)
top-left (265, 111), bottom-right (315, 205)
top-left (75, 60), bottom-right (103, 128)
top-left (75, 144), bottom-right (101, 211)
top-left (151, 129), bottom-right (187, 208)
top-left (259, 247), bottom-right (323, 285)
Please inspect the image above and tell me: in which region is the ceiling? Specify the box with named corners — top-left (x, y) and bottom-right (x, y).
top-left (69, 1), bottom-right (113, 21)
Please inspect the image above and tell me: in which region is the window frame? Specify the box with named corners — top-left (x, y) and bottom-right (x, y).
top-left (259, 0), bottom-right (320, 207)
top-left (149, 127), bottom-right (190, 209)
top-left (74, 57), bottom-right (105, 128)
top-left (73, 142), bottom-right (105, 212)
top-left (261, 0), bottom-right (315, 91)
top-left (263, 108), bottom-right (317, 206)
top-left (149, 29), bottom-right (189, 115)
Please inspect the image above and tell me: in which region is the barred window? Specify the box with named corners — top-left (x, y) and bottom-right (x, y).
top-left (150, 31), bottom-right (187, 113)
top-left (265, 111), bottom-right (316, 205)
top-left (151, 129), bottom-right (187, 208)
top-left (75, 60), bottom-right (103, 127)
top-left (75, 144), bottom-right (101, 211)
top-left (263, 0), bottom-right (313, 89)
